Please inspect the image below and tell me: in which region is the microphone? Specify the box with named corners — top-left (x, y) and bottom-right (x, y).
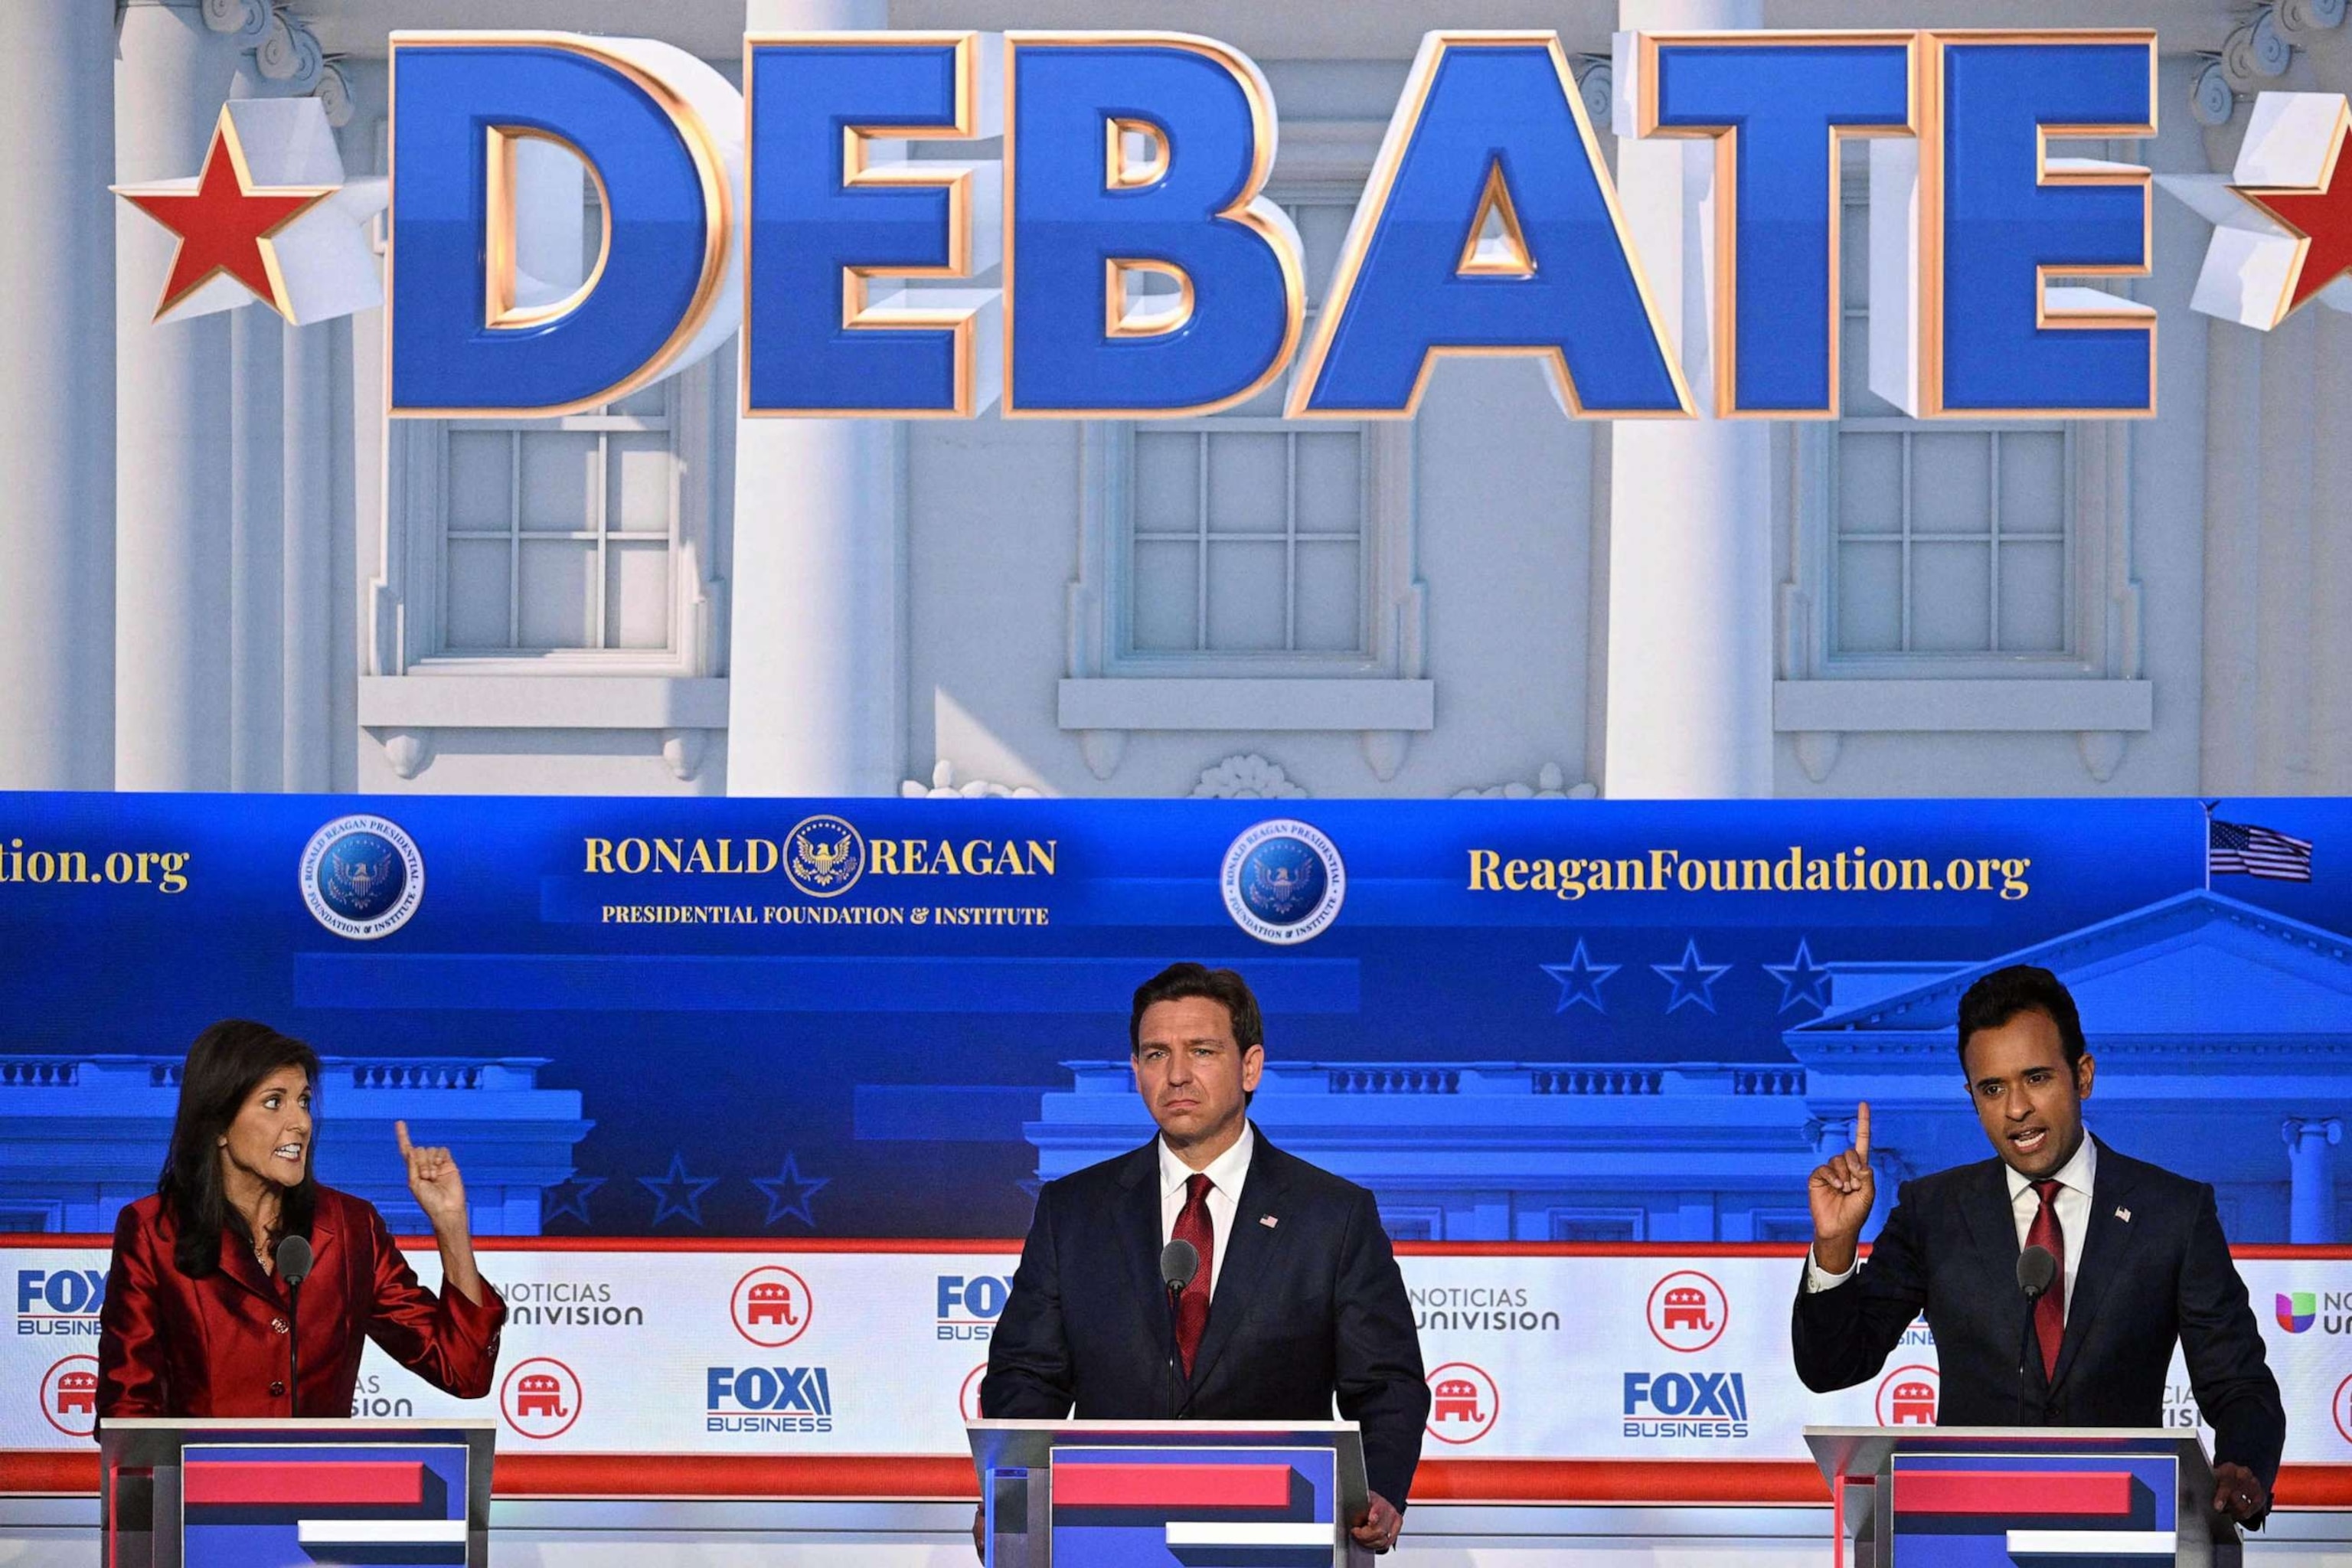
top-left (1159, 1240), bottom-right (1199, 1417)
top-left (276, 1235), bottom-right (313, 1416)
top-left (1159, 1239), bottom-right (1199, 1295)
top-left (2015, 1243), bottom-right (2056, 1424)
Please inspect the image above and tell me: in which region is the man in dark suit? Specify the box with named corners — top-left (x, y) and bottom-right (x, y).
top-left (981, 962), bottom-right (1429, 1554)
top-left (1794, 964), bottom-right (2285, 1524)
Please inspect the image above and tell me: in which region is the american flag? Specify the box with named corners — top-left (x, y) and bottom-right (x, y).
top-left (2208, 815), bottom-right (2314, 881)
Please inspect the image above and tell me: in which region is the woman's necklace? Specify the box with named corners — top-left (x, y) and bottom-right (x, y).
top-left (246, 1204), bottom-right (280, 1268)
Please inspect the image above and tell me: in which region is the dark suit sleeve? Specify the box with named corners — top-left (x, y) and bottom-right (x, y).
top-left (2175, 1183), bottom-right (2285, 1500)
top-left (1792, 1184), bottom-right (1930, 1393)
top-left (1331, 1187), bottom-right (1429, 1511)
top-left (980, 1185), bottom-right (1076, 1419)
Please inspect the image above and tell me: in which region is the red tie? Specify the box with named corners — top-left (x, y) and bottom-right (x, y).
top-left (1172, 1174), bottom-right (1214, 1377)
top-left (2027, 1179), bottom-right (2066, 1380)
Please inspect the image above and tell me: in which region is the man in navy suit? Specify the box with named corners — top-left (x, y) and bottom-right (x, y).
top-left (1794, 964), bottom-right (2285, 1524)
top-left (980, 962), bottom-right (1429, 1554)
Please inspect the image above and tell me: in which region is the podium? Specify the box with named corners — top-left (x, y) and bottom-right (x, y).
top-left (99, 1416), bottom-right (496, 1568)
top-left (968, 1418), bottom-right (1372, 1568)
top-left (1806, 1426), bottom-right (2243, 1568)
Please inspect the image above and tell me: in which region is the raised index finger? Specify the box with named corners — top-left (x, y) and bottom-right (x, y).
top-left (395, 1119), bottom-right (414, 1159)
top-left (1855, 1102), bottom-right (1871, 1158)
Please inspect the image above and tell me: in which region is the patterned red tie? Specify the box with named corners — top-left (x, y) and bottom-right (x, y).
top-left (1172, 1173), bottom-right (1214, 1377)
top-left (2027, 1179), bottom-right (2066, 1380)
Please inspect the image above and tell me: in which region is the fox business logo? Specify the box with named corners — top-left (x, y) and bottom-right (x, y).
top-left (706, 1365), bottom-right (835, 1434)
top-left (17, 1269), bottom-right (105, 1337)
top-left (1622, 1370), bottom-right (1749, 1440)
top-left (938, 1274), bottom-right (1015, 1341)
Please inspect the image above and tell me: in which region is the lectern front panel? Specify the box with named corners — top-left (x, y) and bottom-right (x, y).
top-left (1047, 1446), bottom-right (1339, 1568)
top-left (179, 1442), bottom-right (470, 1568)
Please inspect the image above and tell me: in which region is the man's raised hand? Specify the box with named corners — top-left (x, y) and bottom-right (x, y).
top-left (1807, 1101), bottom-right (1876, 1274)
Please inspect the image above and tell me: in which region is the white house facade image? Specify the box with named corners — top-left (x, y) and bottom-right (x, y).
top-left (2, 0), bottom-right (2347, 806)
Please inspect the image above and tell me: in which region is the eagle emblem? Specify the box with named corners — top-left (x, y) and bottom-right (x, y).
top-left (783, 814), bottom-right (867, 898)
top-left (326, 844), bottom-right (399, 912)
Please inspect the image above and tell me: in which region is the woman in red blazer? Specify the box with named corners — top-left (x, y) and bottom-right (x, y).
top-left (97, 1020), bottom-right (507, 1419)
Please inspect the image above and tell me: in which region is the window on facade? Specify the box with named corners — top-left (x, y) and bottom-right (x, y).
top-left (1831, 191), bottom-right (2073, 661)
top-left (1751, 1213), bottom-right (1816, 1244)
top-left (1550, 1211), bottom-right (1642, 1243)
top-left (436, 380), bottom-right (680, 656)
top-left (1378, 1210), bottom-right (1438, 1243)
top-left (1119, 198), bottom-right (1374, 667)
top-left (1127, 426), bottom-right (1367, 655)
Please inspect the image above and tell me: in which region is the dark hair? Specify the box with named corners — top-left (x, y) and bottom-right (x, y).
top-left (1130, 962), bottom-right (1265, 1057)
top-left (157, 1021), bottom-right (322, 1278)
top-left (1956, 965), bottom-right (2087, 1075)
top-left (1124, 959), bottom-right (1260, 1053)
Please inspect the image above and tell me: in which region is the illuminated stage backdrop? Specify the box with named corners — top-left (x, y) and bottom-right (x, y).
top-left (0, 792), bottom-right (2343, 1249)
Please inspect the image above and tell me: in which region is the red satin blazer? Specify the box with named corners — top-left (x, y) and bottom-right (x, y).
top-left (96, 1185), bottom-right (506, 1419)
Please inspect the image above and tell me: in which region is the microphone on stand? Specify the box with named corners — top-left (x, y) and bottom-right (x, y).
top-left (2015, 1243), bottom-right (2056, 1425)
top-left (276, 1235), bottom-right (314, 1417)
top-left (1159, 1240), bottom-right (1199, 1418)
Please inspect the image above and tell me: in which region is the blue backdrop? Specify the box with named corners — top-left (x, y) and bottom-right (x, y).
top-left (0, 794), bottom-right (2341, 1243)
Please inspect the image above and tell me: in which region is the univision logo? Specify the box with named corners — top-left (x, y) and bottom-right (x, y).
top-left (2276, 1290), bottom-right (2352, 1334)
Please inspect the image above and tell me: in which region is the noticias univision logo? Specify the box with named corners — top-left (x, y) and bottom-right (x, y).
top-left (2274, 1289), bottom-right (2352, 1334)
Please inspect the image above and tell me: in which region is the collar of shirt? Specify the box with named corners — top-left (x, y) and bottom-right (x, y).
top-left (1158, 1121), bottom-right (1256, 1203)
top-left (2004, 1132), bottom-right (2097, 1207)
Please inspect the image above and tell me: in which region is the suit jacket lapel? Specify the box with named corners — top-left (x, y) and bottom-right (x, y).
top-left (217, 1225), bottom-right (279, 1304)
top-left (1116, 1142), bottom-right (1168, 1349)
top-left (1961, 1158), bottom-right (2020, 1273)
top-left (2050, 1138), bottom-right (2137, 1393)
top-left (303, 1201), bottom-right (338, 1307)
top-left (1183, 1132), bottom-right (1293, 1396)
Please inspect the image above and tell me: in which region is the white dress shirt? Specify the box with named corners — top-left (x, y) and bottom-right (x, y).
top-left (1806, 1135), bottom-right (2097, 1318)
top-left (1158, 1121), bottom-right (1254, 1302)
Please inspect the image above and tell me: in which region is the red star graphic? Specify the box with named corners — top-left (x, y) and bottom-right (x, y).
top-left (2233, 106), bottom-right (2352, 325)
top-left (113, 109), bottom-right (332, 322)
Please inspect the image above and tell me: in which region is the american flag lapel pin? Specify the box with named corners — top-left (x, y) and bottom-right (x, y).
top-left (1260, 1214), bottom-right (1279, 1229)
top-left (2115, 1206), bottom-right (2132, 1223)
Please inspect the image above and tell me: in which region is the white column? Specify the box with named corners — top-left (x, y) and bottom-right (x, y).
top-left (0, 0), bottom-right (116, 787)
top-left (2284, 1116), bottom-right (2342, 1244)
top-left (1603, 0), bottom-right (1772, 799)
top-left (728, 0), bottom-right (903, 797)
top-left (283, 321), bottom-right (333, 791)
top-left (230, 305), bottom-right (284, 790)
top-left (2200, 318), bottom-right (2264, 792)
top-left (116, 1), bottom-right (243, 789)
